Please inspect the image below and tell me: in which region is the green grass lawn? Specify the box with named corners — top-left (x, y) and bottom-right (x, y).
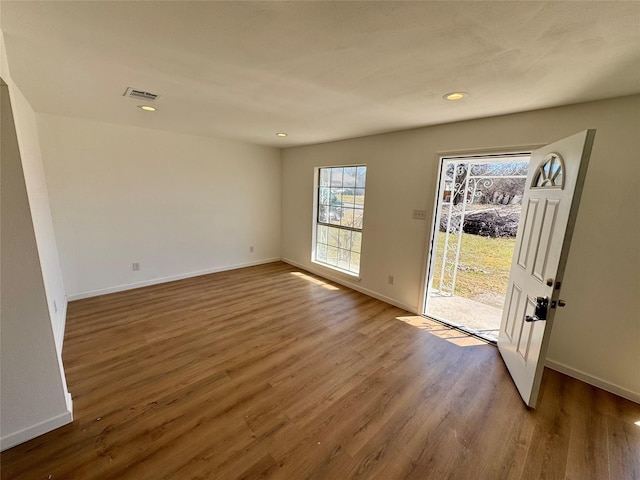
top-left (431, 231), bottom-right (516, 307)
top-left (335, 194), bottom-right (364, 205)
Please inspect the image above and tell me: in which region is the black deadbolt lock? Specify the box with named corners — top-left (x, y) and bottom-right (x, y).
top-left (525, 296), bottom-right (549, 322)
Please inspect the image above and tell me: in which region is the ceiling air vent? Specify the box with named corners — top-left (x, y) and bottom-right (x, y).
top-left (123, 87), bottom-right (160, 102)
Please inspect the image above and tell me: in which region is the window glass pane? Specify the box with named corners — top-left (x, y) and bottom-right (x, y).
top-left (327, 227), bottom-right (339, 247)
top-left (341, 207), bottom-right (355, 228)
top-left (316, 243), bottom-right (327, 262)
top-left (317, 225), bottom-right (328, 244)
top-left (329, 206), bottom-right (342, 225)
top-left (318, 205), bottom-right (329, 223)
top-left (330, 188), bottom-right (342, 204)
top-left (353, 209), bottom-right (364, 229)
top-left (338, 229), bottom-right (352, 249)
top-left (330, 168), bottom-right (343, 187)
top-left (343, 167), bottom-right (356, 188)
top-left (326, 246), bottom-right (338, 266)
top-left (319, 187), bottom-right (330, 205)
top-left (350, 252), bottom-right (361, 274)
top-left (320, 169), bottom-right (331, 187)
top-left (352, 232), bottom-right (362, 253)
top-left (554, 171), bottom-right (563, 187)
top-left (337, 249), bottom-right (351, 270)
top-left (356, 167), bottom-right (367, 188)
top-left (354, 188), bottom-right (365, 205)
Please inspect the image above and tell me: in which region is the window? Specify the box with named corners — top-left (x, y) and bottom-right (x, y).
top-left (314, 165), bottom-right (366, 275)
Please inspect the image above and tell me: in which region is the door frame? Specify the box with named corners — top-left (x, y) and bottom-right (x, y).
top-left (418, 145), bottom-right (545, 321)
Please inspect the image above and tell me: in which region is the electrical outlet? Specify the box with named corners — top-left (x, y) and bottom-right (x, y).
top-left (249, 246), bottom-right (254, 253)
top-left (132, 262), bottom-right (140, 271)
top-left (412, 209), bottom-right (427, 220)
top-left (388, 275), bottom-right (394, 285)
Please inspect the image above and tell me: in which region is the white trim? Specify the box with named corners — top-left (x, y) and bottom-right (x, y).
top-left (55, 296), bottom-right (68, 352)
top-left (434, 144), bottom-right (545, 159)
top-left (64, 391), bottom-right (74, 413)
top-left (312, 165), bottom-right (368, 277)
top-left (67, 258), bottom-right (281, 300)
top-left (545, 358), bottom-right (640, 404)
top-left (282, 257), bottom-right (417, 313)
top-left (0, 410), bottom-right (73, 452)
top-left (420, 153), bottom-right (448, 316)
top-left (311, 259), bottom-right (361, 281)
top-left (421, 151), bottom-right (534, 317)
top-left (311, 167), bottom-right (320, 262)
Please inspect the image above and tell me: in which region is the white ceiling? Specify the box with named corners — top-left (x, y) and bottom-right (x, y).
top-left (1, 1), bottom-right (639, 148)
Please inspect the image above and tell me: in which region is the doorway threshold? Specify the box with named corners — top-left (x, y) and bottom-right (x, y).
top-left (427, 293), bottom-right (501, 342)
top-left (422, 312), bottom-right (498, 345)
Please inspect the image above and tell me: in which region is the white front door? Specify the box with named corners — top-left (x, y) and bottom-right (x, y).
top-left (498, 129), bottom-right (596, 408)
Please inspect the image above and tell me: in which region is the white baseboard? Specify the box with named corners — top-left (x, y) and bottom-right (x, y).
top-left (67, 258), bottom-right (282, 301)
top-left (0, 409), bottom-right (73, 452)
top-left (281, 257), bottom-right (417, 313)
top-left (64, 391), bottom-right (74, 413)
top-left (545, 358), bottom-right (640, 404)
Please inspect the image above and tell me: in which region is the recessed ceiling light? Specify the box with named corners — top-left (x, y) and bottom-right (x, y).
top-left (138, 105), bottom-right (156, 112)
top-left (443, 92), bottom-right (468, 101)
top-left (276, 132), bottom-right (288, 137)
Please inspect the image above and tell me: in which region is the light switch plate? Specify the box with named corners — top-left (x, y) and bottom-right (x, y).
top-left (412, 209), bottom-right (427, 220)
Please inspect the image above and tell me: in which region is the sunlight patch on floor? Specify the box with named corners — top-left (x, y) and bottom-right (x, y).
top-left (396, 316), bottom-right (489, 347)
top-left (290, 271), bottom-right (340, 290)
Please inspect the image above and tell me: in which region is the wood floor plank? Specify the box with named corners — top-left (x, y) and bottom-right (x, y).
top-left (563, 381), bottom-right (610, 480)
top-left (1, 262), bottom-right (638, 480)
top-left (605, 398), bottom-right (640, 480)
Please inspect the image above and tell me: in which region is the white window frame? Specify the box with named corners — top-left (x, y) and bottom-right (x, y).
top-left (312, 165), bottom-right (366, 277)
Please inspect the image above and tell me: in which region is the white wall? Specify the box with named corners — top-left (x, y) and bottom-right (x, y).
top-left (0, 26), bottom-right (67, 352)
top-left (37, 114), bottom-right (282, 299)
top-left (282, 95), bottom-right (640, 402)
top-left (7, 81), bottom-right (69, 352)
top-left (1, 30), bottom-right (72, 450)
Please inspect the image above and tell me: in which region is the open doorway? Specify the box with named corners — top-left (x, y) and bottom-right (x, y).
top-left (423, 153), bottom-right (530, 342)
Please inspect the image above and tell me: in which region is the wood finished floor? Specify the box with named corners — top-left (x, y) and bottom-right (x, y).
top-left (1, 262), bottom-right (638, 480)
